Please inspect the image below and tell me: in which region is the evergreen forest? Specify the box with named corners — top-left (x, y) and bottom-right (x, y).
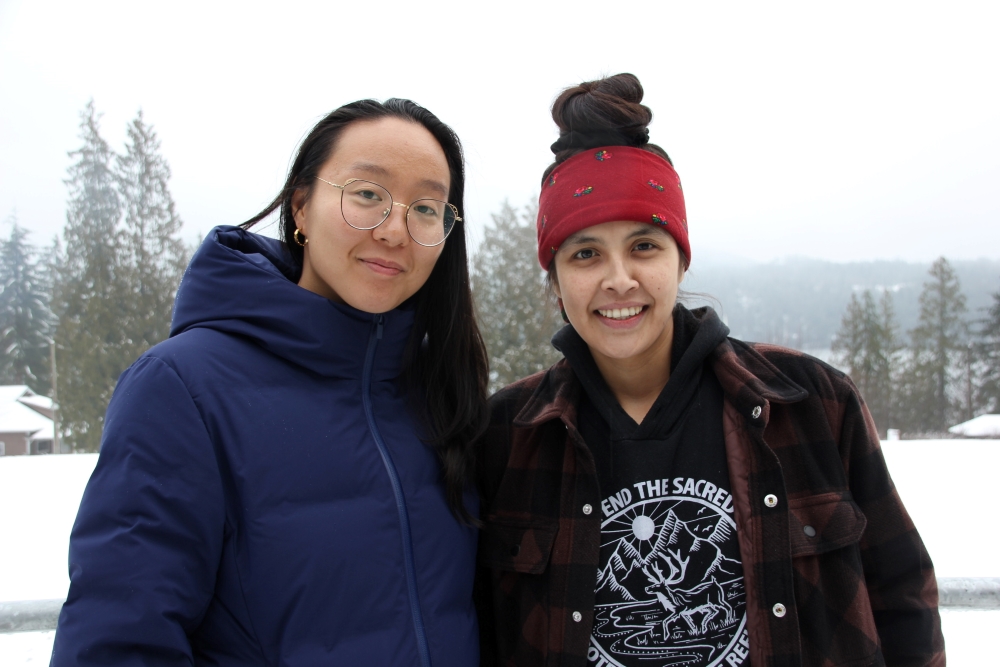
top-left (2, 108), bottom-right (999, 449)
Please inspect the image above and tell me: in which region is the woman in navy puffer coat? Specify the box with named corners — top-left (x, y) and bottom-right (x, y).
top-left (51, 99), bottom-right (490, 666)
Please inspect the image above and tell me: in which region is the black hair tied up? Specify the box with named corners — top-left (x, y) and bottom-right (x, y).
top-left (542, 72), bottom-right (672, 187)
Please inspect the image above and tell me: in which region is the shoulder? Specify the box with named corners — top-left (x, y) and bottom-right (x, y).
top-left (725, 338), bottom-right (857, 401)
top-left (477, 361), bottom-right (573, 494)
top-left (748, 342), bottom-right (857, 399)
top-left (132, 328), bottom-right (266, 387)
top-left (487, 369), bottom-right (551, 424)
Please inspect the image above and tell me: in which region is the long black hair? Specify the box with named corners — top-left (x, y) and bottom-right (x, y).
top-left (242, 99), bottom-right (489, 523)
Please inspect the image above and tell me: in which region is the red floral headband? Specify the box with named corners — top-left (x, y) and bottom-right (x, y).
top-left (536, 146), bottom-right (689, 269)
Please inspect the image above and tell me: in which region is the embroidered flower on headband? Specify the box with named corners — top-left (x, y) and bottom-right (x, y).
top-left (595, 150), bottom-right (612, 161)
top-left (651, 214), bottom-right (668, 226)
top-left (547, 173), bottom-right (559, 187)
top-left (574, 186), bottom-right (594, 197)
top-left (550, 246), bottom-right (558, 255)
top-left (647, 180), bottom-right (665, 191)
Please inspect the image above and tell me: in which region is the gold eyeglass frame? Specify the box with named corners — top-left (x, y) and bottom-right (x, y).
top-left (316, 177), bottom-right (461, 247)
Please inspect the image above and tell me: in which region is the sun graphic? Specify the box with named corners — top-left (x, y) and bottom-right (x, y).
top-left (631, 515), bottom-right (655, 540)
top-left (601, 499), bottom-right (687, 560)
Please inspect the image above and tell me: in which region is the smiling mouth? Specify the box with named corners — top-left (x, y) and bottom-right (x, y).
top-left (596, 306), bottom-right (647, 320)
top-left (360, 258), bottom-right (404, 275)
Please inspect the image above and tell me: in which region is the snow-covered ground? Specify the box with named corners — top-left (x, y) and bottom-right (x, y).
top-left (1, 440), bottom-right (998, 663)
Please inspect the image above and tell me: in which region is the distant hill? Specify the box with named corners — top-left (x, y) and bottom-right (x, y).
top-left (682, 257), bottom-right (1000, 356)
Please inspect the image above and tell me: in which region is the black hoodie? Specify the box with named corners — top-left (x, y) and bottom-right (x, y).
top-left (553, 305), bottom-right (750, 665)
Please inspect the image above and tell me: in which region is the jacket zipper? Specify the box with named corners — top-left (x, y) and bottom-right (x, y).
top-left (362, 314), bottom-right (433, 667)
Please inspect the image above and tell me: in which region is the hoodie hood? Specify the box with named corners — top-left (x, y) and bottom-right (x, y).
top-left (553, 304), bottom-right (730, 439)
top-left (171, 225), bottom-right (414, 380)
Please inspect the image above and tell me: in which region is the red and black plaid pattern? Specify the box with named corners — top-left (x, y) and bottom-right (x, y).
top-left (475, 336), bottom-right (945, 667)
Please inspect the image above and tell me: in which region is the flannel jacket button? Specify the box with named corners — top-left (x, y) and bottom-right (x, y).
top-left (772, 603), bottom-right (787, 618)
top-left (803, 525), bottom-right (817, 537)
top-left (582, 503), bottom-right (593, 515)
top-left (572, 611), bottom-right (582, 622)
top-left (751, 405), bottom-right (762, 420)
top-left (764, 494), bottom-right (778, 508)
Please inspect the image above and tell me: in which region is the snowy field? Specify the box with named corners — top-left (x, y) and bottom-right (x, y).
top-left (1, 440), bottom-right (998, 663)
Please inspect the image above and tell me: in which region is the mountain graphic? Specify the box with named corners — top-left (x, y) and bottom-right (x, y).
top-left (599, 509), bottom-right (742, 603)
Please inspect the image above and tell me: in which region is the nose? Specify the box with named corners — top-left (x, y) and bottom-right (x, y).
top-left (374, 202), bottom-right (410, 246)
top-left (601, 253), bottom-right (638, 294)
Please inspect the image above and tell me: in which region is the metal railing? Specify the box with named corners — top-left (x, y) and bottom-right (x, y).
top-left (2, 578), bottom-right (997, 634)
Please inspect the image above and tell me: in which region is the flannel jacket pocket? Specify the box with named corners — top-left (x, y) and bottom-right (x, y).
top-left (788, 492), bottom-right (867, 557)
top-left (788, 493), bottom-right (882, 665)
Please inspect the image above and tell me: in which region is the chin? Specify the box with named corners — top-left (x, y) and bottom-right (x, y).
top-left (341, 289), bottom-right (409, 314)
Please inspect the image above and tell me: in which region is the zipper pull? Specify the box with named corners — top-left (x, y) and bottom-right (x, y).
top-left (376, 314), bottom-right (384, 340)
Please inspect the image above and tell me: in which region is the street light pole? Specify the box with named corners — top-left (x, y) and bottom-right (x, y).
top-left (49, 340), bottom-right (61, 454)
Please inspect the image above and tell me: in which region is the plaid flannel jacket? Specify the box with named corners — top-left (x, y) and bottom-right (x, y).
top-left (474, 334), bottom-right (945, 667)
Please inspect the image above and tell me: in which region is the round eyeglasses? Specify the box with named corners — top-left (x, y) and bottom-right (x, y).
top-left (316, 177), bottom-right (460, 247)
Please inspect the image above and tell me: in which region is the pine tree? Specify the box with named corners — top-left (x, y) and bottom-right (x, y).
top-left (116, 110), bottom-right (187, 361)
top-left (471, 200), bottom-right (562, 393)
top-left (975, 283), bottom-right (1000, 413)
top-left (0, 212), bottom-right (54, 392)
top-left (832, 289), bottom-right (900, 436)
top-left (897, 257), bottom-right (968, 434)
top-left (52, 101), bottom-right (128, 452)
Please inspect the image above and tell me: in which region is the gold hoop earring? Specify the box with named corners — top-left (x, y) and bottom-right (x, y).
top-left (293, 228), bottom-right (308, 246)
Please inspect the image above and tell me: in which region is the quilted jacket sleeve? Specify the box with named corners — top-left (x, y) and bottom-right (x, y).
top-left (842, 381), bottom-right (946, 666)
top-left (50, 355), bottom-right (226, 666)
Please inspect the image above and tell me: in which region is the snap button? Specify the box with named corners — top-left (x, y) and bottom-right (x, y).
top-left (582, 504), bottom-right (593, 515)
top-left (764, 494), bottom-right (778, 508)
top-left (510, 544), bottom-right (520, 557)
top-left (572, 611), bottom-right (582, 622)
top-left (772, 603), bottom-right (786, 618)
top-left (751, 405), bottom-right (762, 419)
top-left (803, 525), bottom-right (817, 538)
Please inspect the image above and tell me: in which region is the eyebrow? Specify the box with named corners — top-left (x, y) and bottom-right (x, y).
top-left (349, 162), bottom-right (449, 198)
top-left (563, 225), bottom-right (668, 246)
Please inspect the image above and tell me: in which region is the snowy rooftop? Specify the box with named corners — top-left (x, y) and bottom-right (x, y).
top-left (949, 414), bottom-right (1000, 438)
top-left (0, 398), bottom-right (52, 436)
top-left (0, 386), bottom-right (54, 437)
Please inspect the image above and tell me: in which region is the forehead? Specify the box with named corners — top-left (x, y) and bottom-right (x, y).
top-left (563, 220), bottom-right (673, 245)
top-left (325, 117), bottom-right (451, 194)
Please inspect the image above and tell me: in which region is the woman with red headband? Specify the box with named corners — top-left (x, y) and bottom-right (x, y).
top-left (474, 74), bottom-right (944, 667)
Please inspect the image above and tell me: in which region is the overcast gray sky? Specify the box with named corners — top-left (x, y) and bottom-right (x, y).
top-left (1, 0), bottom-right (998, 264)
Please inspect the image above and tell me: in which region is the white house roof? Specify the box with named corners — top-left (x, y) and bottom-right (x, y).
top-left (0, 385), bottom-right (32, 403)
top-left (949, 414), bottom-right (1000, 438)
top-left (0, 385), bottom-right (54, 438)
top-left (18, 394), bottom-right (53, 412)
top-left (0, 398), bottom-right (52, 435)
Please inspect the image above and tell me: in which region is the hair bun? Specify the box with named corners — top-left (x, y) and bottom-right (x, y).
top-left (550, 73), bottom-right (652, 157)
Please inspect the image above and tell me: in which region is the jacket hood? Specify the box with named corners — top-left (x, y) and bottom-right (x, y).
top-left (171, 225), bottom-right (414, 380)
top-left (551, 304), bottom-right (730, 439)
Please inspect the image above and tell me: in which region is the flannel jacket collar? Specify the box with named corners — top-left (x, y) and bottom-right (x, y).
top-left (512, 334), bottom-right (809, 431)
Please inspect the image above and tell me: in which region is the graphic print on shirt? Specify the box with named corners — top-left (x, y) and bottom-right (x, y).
top-left (589, 477), bottom-right (748, 667)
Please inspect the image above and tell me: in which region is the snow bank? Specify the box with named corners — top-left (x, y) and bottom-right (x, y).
top-left (0, 454), bottom-right (97, 603)
top-left (949, 414), bottom-right (1000, 438)
top-left (880, 440), bottom-right (1000, 578)
top-left (0, 441), bottom-right (996, 665)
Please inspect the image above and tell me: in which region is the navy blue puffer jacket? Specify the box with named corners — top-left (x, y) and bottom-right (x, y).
top-left (51, 226), bottom-right (479, 666)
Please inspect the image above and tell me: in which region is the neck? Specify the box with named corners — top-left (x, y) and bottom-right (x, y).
top-left (590, 319), bottom-right (674, 424)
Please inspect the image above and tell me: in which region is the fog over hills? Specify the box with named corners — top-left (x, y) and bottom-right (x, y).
top-left (682, 257), bottom-right (1000, 357)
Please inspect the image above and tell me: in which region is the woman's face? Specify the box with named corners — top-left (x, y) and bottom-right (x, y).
top-left (552, 220), bottom-right (685, 366)
top-left (293, 117), bottom-right (451, 313)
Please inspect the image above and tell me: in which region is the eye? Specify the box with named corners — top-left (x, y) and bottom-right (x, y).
top-left (412, 203), bottom-right (441, 218)
top-left (634, 241), bottom-right (658, 252)
top-left (573, 248), bottom-right (597, 260)
top-left (356, 189), bottom-right (382, 202)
